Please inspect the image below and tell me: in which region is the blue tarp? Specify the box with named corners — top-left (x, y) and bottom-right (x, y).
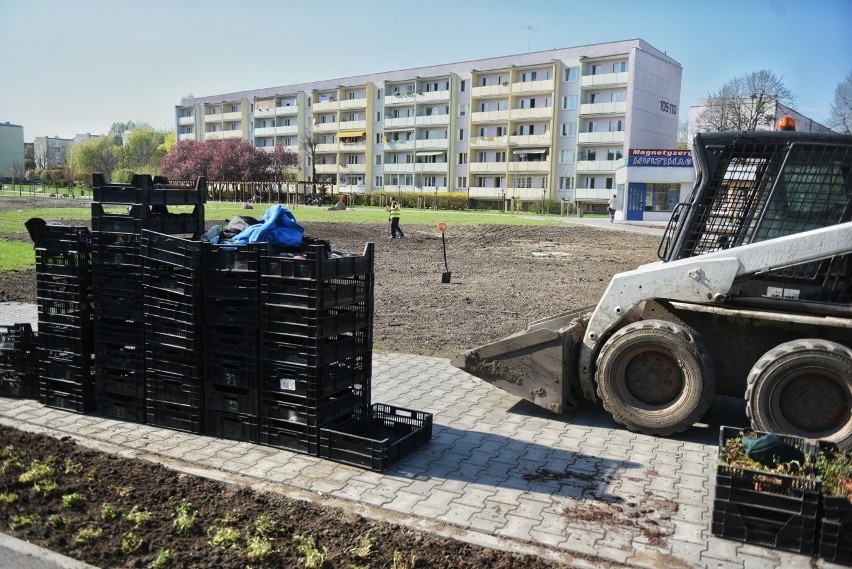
top-left (229, 204), bottom-right (304, 247)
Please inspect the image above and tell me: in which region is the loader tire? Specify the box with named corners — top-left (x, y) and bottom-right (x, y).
top-left (746, 339), bottom-right (852, 452)
top-left (595, 320), bottom-right (715, 436)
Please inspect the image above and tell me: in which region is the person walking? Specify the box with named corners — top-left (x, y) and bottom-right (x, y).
top-left (387, 199), bottom-right (405, 238)
top-left (608, 193), bottom-right (617, 223)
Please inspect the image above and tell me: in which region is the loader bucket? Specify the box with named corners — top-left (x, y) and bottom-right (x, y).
top-left (451, 308), bottom-right (592, 414)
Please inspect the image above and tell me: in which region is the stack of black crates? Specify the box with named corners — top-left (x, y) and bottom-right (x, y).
top-left (30, 223), bottom-right (94, 412)
top-left (91, 174), bottom-right (205, 423)
top-left (0, 324), bottom-right (37, 398)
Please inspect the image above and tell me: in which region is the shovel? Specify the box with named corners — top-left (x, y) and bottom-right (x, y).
top-left (438, 222), bottom-right (451, 283)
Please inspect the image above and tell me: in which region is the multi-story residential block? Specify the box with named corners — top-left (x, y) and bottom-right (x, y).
top-left (687, 99), bottom-right (831, 142)
top-left (33, 136), bottom-right (74, 170)
top-left (0, 122), bottom-right (25, 179)
top-left (176, 39), bottom-right (682, 208)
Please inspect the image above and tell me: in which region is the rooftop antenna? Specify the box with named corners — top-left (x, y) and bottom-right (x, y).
top-left (520, 25), bottom-right (540, 53)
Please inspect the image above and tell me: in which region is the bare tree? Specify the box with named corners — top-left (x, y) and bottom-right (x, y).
top-left (676, 121), bottom-right (689, 149)
top-left (827, 70), bottom-right (852, 134)
top-left (299, 131), bottom-right (320, 184)
top-left (34, 142), bottom-right (49, 170)
top-left (695, 70), bottom-right (795, 132)
top-left (8, 162), bottom-right (24, 194)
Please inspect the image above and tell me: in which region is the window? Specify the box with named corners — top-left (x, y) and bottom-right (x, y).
top-left (609, 119), bottom-right (624, 132)
top-left (606, 178), bottom-right (613, 189)
top-left (376, 133), bottom-right (382, 144)
top-left (458, 128), bottom-right (465, 140)
top-left (477, 151), bottom-right (487, 163)
top-left (458, 104), bottom-right (468, 117)
top-left (377, 91), bottom-right (381, 99)
top-left (229, 105), bottom-right (239, 113)
top-left (607, 149), bottom-right (623, 160)
top-left (558, 150), bottom-right (575, 164)
top-left (584, 150), bottom-right (596, 160)
top-left (562, 95), bottom-right (578, 110)
top-left (376, 111), bottom-right (381, 121)
top-left (561, 122), bottom-right (577, 136)
top-left (375, 176), bottom-right (382, 186)
top-left (564, 67), bottom-right (579, 82)
top-left (613, 61), bottom-right (627, 73)
top-left (590, 93), bottom-right (600, 104)
top-left (460, 80), bottom-right (466, 92)
top-left (457, 177), bottom-right (467, 188)
top-left (496, 151), bottom-right (506, 162)
top-left (423, 176), bottom-right (436, 187)
top-left (611, 91), bottom-right (626, 102)
top-left (591, 64), bottom-right (603, 75)
top-left (559, 176), bottom-right (574, 190)
top-left (458, 152), bottom-right (467, 164)
top-left (586, 177), bottom-right (596, 189)
top-left (496, 126), bottom-right (506, 136)
top-left (375, 155), bottom-right (382, 165)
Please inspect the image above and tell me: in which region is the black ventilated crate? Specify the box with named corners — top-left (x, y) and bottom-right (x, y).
top-left (262, 304), bottom-right (369, 339)
top-left (37, 323), bottom-right (93, 355)
top-left (0, 324), bottom-right (34, 353)
top-left (144, 294), bottom-right (202, 325)
top-left (260, 243), bottom-right (373, 281)
top-left (319, 404), bottom-right (433, 472)
top-left (205, 410), bottom-right (257, 442)
top-left (35, 250), bottom-right (92, 276)
top-left (36, 297), bottom-right (93, 327)
top-left (145, 344), bottom-right (203, 379)
top-left (204, 242), bottom-right (264, 272)
top-left (40, 375), bottom-right (95, 414)
top-left (92, 265), bottom-right (142, 294)
top-left (260, 356), bottom-right (368, 400)
top-left (95, 392), bottom-right (145, 423)
top-left (204, 296), bottom-right (258, 327)
top-left (258, 416), bottom-right (319, 454)
top-left (260, 276), bottom-right (369, 310)
top-left (715, 427), bottom-right (821, 516)
top-left (36, 274), bottom-right (90, 301)
top-left (205, 325), bottom-right (257, 354)
top-left (92, 203), bottom-right (151, 233)
top-left (95, 348), bottom-right (145, 374)
top-left (204, 272), bottom-right (259, 300)
top-left (95, 369), bottom-right (145, 398)
top-left (91, 239), bottom-right (141, 268)
top-left (260, 330), bottom-right (371, 368)
top-left (205, 384), bottom-right (258, 416)
top-left (205, 353), bottom-right (259, 390)
top-left (142, 262), bottom-right (202, 298)
top-left (711, 499), bottom-right (818, 555)
top-left (260, 389), bottom-right (362, 427)
top-left (94, 319), bottom-right (143, 347)
top-left (93, 290), bottom-right (143, 321)
top-left (39, 354), bottom-right (93, 384)
top-left (28, 223), bottom-right (91, 252)
top-left (145, 319), bottom-right (202, 351)
top-left (140, 230), bottom-right (203, 269)
top-left (147, 399), bottom-right (202, 434)
top-left (0, 369), bottom-right (39, 399)
top-left (93, 174), bottom-right (206, 206)
top-left (146, 370), bottom-right (201, 407)
top-left (819, 519), bottom-right (852, 565)
top-left (1, 327), bottom-right (38, 398)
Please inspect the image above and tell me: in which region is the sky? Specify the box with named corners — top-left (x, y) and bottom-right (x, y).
top-left (2, 0), bottom-right (850, 143)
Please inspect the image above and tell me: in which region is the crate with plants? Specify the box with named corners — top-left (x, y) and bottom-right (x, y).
top-left (713, 426), bottom-right (820, 554)
top-left (816, 442), bottom-right (852, 565)
top-left (0, 323), bottom-right (38, 399)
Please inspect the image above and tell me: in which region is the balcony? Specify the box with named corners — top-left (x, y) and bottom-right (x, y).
top-left (471, 110), bottom-right (511, 123)
top-left (511, 78), bottom-right (555, 94)
top-left (223, 111), bottom-right (242, 121)
top-left (470, 135), bottom-right (509, 148)
top-left (314, 164), bottom-right (338, 174)
top-left (338, 120), bottom-right (366, 131)
top-left (574, 187), bottom-right (615, 202)
top-left (579, 101), bottom-right (627, 116)
top-left (468, 187), bottom-right (505, 199)
top-left (383, 163), bottom-right (414, 173)
top-left (313, 99), bottom-right (340, 112)
top-left (471, 84), bottom-right (511, 98)
top-left (315, 143), bottom-right (338, 153)
top-left (580, 71), bottom-right (628, 88)
top-left (254, 127), bottom-right (276, 137)
top-left (414, 139), bottom-right (448, 151)
top-left (414, 162), bottom-right (448, 174)
top-left (469, 162), bottom-right (507, 174)
top-left (205, 113), bottom-right (223, 122)
top-left (339, 98), bottom-right (367, 110)
top-left (383, 140), bottom-right (415, 151)
top-left (508, 160), bottom-right (550, 173)
top-left (575, 159), bottom-right (621, 173)
top-left (509, 134), bottom-right (551, 147)
top-left (313, 122), bottom-right (338, 133)
top-left (384, 93), bottom-right (416, 106)
top-left (222, 130), bottom-right (243, 139)
top-left (178, 133), bottom-right (195, 141)
top-left (505, 187), bottom-right (550, 200)
top-left (340, 141), bottom-right (366, 152)
top-left (178, 116), bottom-right (195, 126)
top-left (415, 114), bottom-right (449, 126)
top-left (276, 105), bottom-right (298, 116)
top-left (578, 131), bottom-right (625, 144)
top-left (275, 125), bottom-right (298, 136)
top-left (416, 89), bottom-right (451, 102)
top-left (254, 107), bottom-right (275, 118)
top-left (339, 163), bottom-right (366, 173)
top-left (509, 107), bottom-right (552, 121)
top-left (205, 131), bottom-right (225, 140)
top-left (385, 116), bottom-right (416, 128)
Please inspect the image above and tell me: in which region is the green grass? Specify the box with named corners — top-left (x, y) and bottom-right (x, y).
top-left (0, 240), bottom-right (35, 271)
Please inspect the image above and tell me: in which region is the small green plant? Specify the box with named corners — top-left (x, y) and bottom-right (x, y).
top-left (19, 459), bottom-right (55, 485)
top-left (0, 445), bottom-right (17, 459)
top-left (9, 514), bottom-right (37, 530)
top-left (63, 458), bottom-right (82, 475)
top-left (47, 514), bottom-right (67, 529)
top-left (73, 527), bottom-right (103, 544)
top-left (148, 548), bottom-right (173, 568)
top-left (173, 501), bottom-right (197, 535)
top-left (208, 525), bottom-right (241, 549)
top-left (121, 531), bottom-right (143, 554)
top-left (83, 469), bottom-right (98, 485)
top-left (817, 447), bottom-right (852, 496)
top-left (293, 534), bottom-right (327, 569)
top-left (62, 492), bottom-right (85, 509)
top-left (125, 505), bottom-right (151, 528)
top-left (0, 491), bottom-right (19, 506)
top-left (346, 531), bottom-right (373, 559)
top-left (254, 513), bottom-right (278, 537)
top-left (391, 550), bottom-right (418, 569)
top-left (0, 445), bottom-right (22, 474)
top-left (246, 535), bottom-right (274, 560)
top-left (110, 483), bottom-right (133, 497)
top-left (33, 478), bottom-right (58, 495)
top-left (101, 502), bottom-right (119, 521)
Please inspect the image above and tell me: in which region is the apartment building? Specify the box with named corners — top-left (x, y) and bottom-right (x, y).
top-left (33, 136), bottom-right (74, 169)
top-left (176, 39), bottom-right (682, 207)
top-left (0, 122), bottom-right (25, 179)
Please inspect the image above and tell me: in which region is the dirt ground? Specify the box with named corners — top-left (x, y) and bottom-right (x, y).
top-left (0, 198), bottom-right (661, 568)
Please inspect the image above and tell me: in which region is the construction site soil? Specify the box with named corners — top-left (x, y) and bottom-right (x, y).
top-left (0, 198), bottom-right (661, 568)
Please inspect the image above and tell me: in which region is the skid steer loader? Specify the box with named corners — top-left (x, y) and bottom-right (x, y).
top-left (453, 126), bottom-right (852, 450)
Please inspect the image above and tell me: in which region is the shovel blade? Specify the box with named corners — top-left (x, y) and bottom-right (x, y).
top-left (441, 272), bottom-right (452, 283)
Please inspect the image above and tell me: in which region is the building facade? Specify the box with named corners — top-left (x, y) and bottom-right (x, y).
top-left (33, 136), bottom-right (74, 170)
top-left (0, 122), bottom-right (25, 180)
top-left (176, 39), bottom-right (682, 207)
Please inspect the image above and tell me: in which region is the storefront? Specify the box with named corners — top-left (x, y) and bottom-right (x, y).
top-left (614, 149), bottom-right (695, 222)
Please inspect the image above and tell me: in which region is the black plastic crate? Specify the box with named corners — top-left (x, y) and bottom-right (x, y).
top-left (260, 389), bottom-right (362, 427)
top-left (204, 272), bottom-right (259, 300)
top-left (36, 274), bottom-right (90, 302)
top-left (143, 262), bottom-right (202, 297)
top-left (262, 304), bottom-right (369, 339)
top-left (204, 296), bottom-right (259, 327)
top-left (204, 325), bottom-right (258, 354)
top-left (93, 319), bottom-right (144, 347)
top-left (144, 319), bottom-right (202, 351)
top-left (40, 375), bottom-right (95, 414)
top-left (205, 384), bottom-right (258, 416)
top-left (146, 369), bottom-right (201, 407)
top-left (260, 356), bottom-right (368, 400)
top-left (95, 392), bottom-right (145, 423)
top-left (0, 324), bottom-right (34, 352)
top-left (92, 203), bottom-right (151, 233)
top-left (258, 416), bottom-right (318, 454)
top-left (0, 370), bottom-right (39, 399)
top-left (204, 242), bottom-right (264, 272)
top-left (36, 297), bottom-right (93, 327)
top-left (146, 399), bottom-right (202, 434)
top-left (260, 330), bottom-right (371, 368)
top-left (93, 290), bottom-right (143, 321)
top-left (92, 265), bottom-right (142, 294)
top-left (819, 519), bottom-right (852, 565)
top-left (95, 369), bottom-right (146, 398)
top-left (145, 344), bottom-right (203, 379)
top-left (39, 356), bottom-right (93, 384)
top-left (260, 276), bottom-right (369, 310)
top-left (93, 174), bottom-right (206, 206)
top-left (205, 410), bottom-right (257, 442)
top-left (37, 323), bottom-right (93, 355)
top-left (95, 346), bottom-right (145, 374)
top-left (143, 294), bottom-right (202, 325)
top-left (260, 243), bottom-right (373, 281)
top-left (27, 222), bottom-right (91, 252)
top-left (143, 205), bottom-right (204, 236)
top-left (711, 499), bottom-right (817, 555)
top-left (319, 404), bottom-right (433, 472)
top-left (204, 353), bottom-right (259, 390)
top-left (140, 230), bottom-right (203, 269)
top-left (35, 250), bottom-right (92, 276)
top-left (91, 241), bottom-right (141, 268)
